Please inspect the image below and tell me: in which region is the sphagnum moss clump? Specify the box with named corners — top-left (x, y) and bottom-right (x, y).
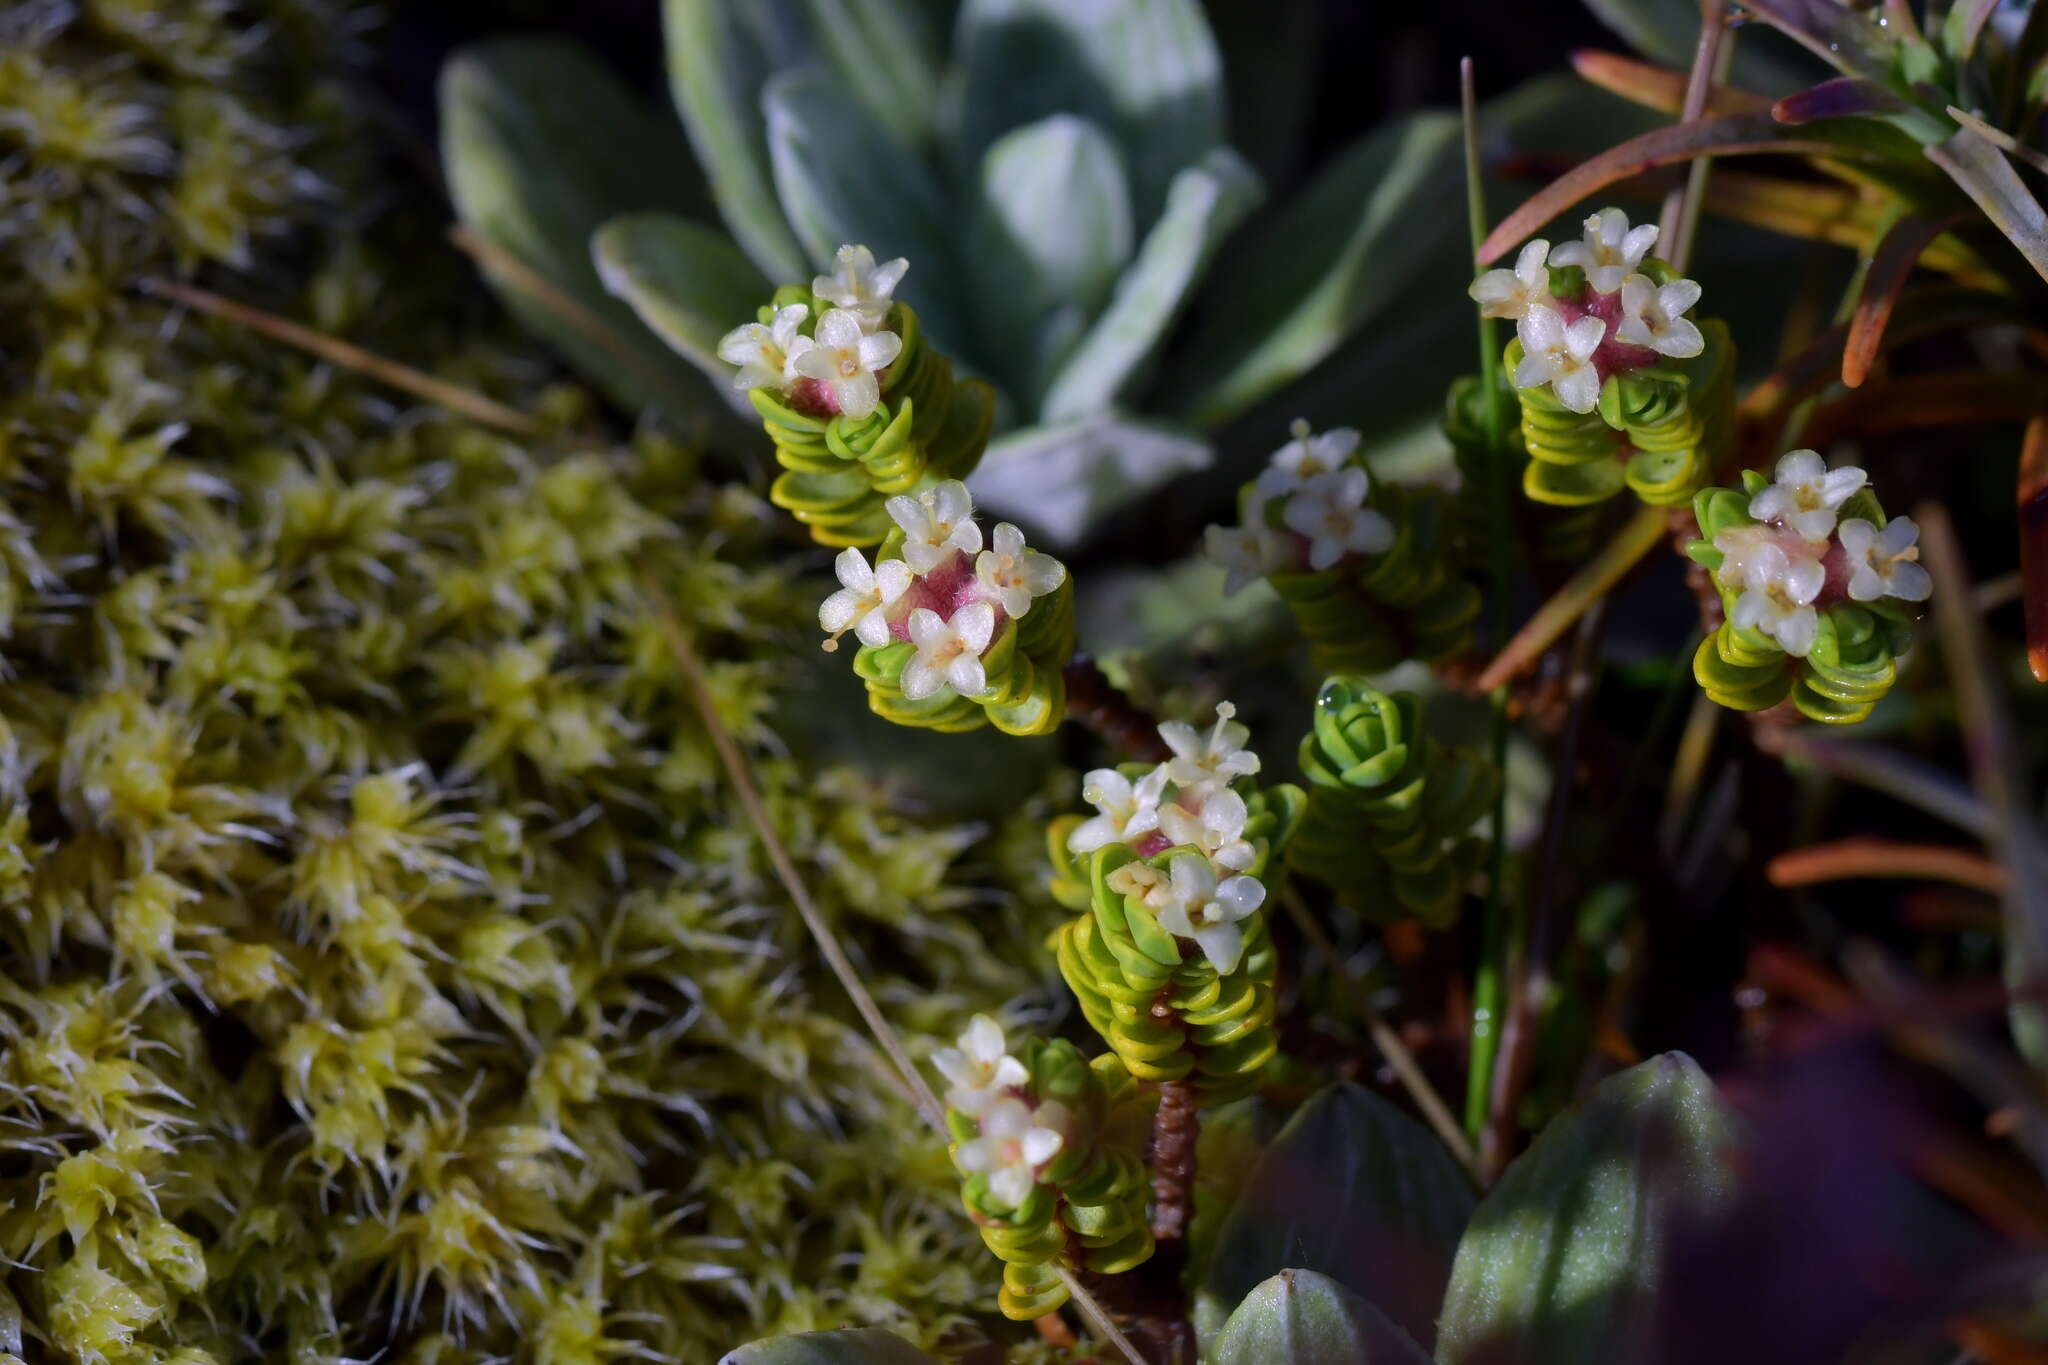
top-left (0, 5), bottom-right (1051, 1362)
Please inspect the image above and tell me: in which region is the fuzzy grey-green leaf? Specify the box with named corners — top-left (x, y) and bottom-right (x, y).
top-left (440, 37), bottom-right (721, 416)
top-left (663, 0), bottom-right (813, 283)
top-left (1213, 1270), bottom-right (1434, 1365)
top-left (799, 0), bottom-right (943, 147)
top-left (1192, 1081), bottom-right (1475, 1353)
top-left (1041, 146), bottom-right (1260, 423)
top-left (593, 213), bottom-right (773, 385)
top-left (967, 410), bottom-right (1208, 550)
top-left (1435, 1053), bottom-right (1741, 1365)
top-left (763, 67), bottom-right (968, 347)
top-left (968, 113), bottom-right (1134, 405)
top-left (1161, 110), bottom-right (1464, 429)
top-left (951, 0), bottom-right (1224, 225)
top-left (719, 1329), bottom-right (940, 1365)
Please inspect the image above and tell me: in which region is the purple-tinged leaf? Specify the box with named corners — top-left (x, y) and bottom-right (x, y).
top-left (1941, 0), bottom-right (2000, 64)
top-left (1772, 76), bottom-right (1907, 124)
top-left (1842, 211), bottom-right (1960, 387)
top-left (1478, 111), bottom-right (1864, 265)
top-left (1571, 49), bottom-right (1771, 118)
top-left (1734, 0), bottom-right (1891, 78)
top-left (1925, 125), bottom-right (2048, 286)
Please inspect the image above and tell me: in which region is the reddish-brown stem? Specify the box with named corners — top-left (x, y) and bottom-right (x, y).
top-left (1064, 656), bottom-right (1171, 762)
top-left (1148, 1080), bottom-right (1199, 1242)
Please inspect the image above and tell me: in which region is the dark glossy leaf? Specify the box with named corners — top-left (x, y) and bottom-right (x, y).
top-left (1211, 1270), bottom-right (1433, 1365)
top-left (719, 1330), bottom-right (938, 1365)
top-left (1193, 1082), bottom-right (1475, 1352)
top-left (1437, 1054), bottom-right (1741, 1365)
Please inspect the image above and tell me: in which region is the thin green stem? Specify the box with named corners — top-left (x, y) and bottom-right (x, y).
top-left (1462, 55), bottom-right (1515, 1144)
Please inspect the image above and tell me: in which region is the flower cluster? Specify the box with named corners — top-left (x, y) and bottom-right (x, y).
top-left (1473, 210), bottom-right (1704, 414)
top-left (1049, 706), bottom-right (1304, 1105)
top-left (1205, 420), bottom-right (1479, 673)
top-left (1472, 208), bottom-right (1735, 508)
top-left (719, 246), bottom-right (909, 420)
top-left (935, 1020), bottom-right (1153, 1321)
top-left (935, 1017), bottom-right (1064, 1209)
top-left (820, 481), bottom-right (1077, 735)
top-left (1205, 421), bottom-right (1393, 591)
top-left (720, 245), bottom-right (995, 547)
top-left (1689, 451), bottom-right (1926, 723)
top-left (1070, 705), bottom-right (1270, 974)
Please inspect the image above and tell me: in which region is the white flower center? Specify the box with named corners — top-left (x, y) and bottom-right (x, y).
top-left (835, 351), bottom-right (859, 378)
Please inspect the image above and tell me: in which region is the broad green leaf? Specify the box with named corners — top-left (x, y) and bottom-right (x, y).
top-left (1160, 112), bottom-right (1465, 430)
top-left (719, 1329), bottom-right (938, 1365)
top-left (1193, 1083), bottom-right (1475, 1353)
top-left (952, 0), bottom-right (1225, 225)
top-left (799, 0), bottom-right (944, 146)
top-left (967, 114), bottom-right (1134, 406)
top-left (1436, 1053), bottom-right (1741, 1365)
top-left (439, 38), bottom-right (721, 416)
top-left (764, 68), bottom-right (970, 352)
top-left (1212, 1270), bottom-right (1434, 1365)
top-left (966, 411), bottom-right (1209, 550)
top-left (1041, 146), bottom-right (1261, 424)
top-left (663, 0), bottom-right (813, 283)
top-left (593, 213), bottom-right (773, 384)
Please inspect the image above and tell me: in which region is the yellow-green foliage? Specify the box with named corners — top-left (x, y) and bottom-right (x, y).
top-left (0, 5), bottom-right (1049, 1362)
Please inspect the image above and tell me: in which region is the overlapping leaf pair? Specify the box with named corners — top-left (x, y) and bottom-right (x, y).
top-left (731, 268), bottom-right (995, 547)
top-left (1048, 781), bottom-right (1302, 1106)
top-left (1288, 678), bottom-right (1497, 929)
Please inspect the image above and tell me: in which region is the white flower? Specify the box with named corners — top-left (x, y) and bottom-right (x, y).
top-left (956, 1097), bottom-right (1064, 1209)
top-left (790, 307), bottom-right (902, 419)
top-left (975, 523), bottom-right (1065, 619)
top-left (1728, 541), bottom-right (1825, 657)
top-left (1514, 305), bottom-right (1606, 414)
top-left (1205, 521), bottom-right (1283, 596)
top-left (1548, 207), bottom-right (1659, 294)
top-left (818, 547), bottom-right (912, 652)
top-left (1158, 701), bottom-right (1261, 789)
top-left (812, 244), bottom-right (910, 332)
top-left (932, 1014), bottom-right (1027, 1118)
top-left (1839, 516), bottom-right (1932, 603)
top-left (1152, 857), bottom-right (1267, 976)
top-left (1105, 858), bottom-right (1170, 908)
top-left (1468, 239), bottom-right (1553, 320)
top-left (1710, 524), bottom-right (1781, 588)
top-left (885, 480), bottom-right (982, 574)
top-left (1282, 467), bottom-right (1394, 571)
top-left (1615, 273), bottom-right (1704, 359)
top-left (901, 603), bottom-right (995, 701)
top-left (1068, 765), bottom-right (1170, 855)
top-left (717, 302), bottom-right (812, 391)
top-left (1748, 450), bottom-right (1867, 541)
top-left (1255, 420), bottom-right (1361, 500)
top-left (1157, 786), bottom-right (1256, 872)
